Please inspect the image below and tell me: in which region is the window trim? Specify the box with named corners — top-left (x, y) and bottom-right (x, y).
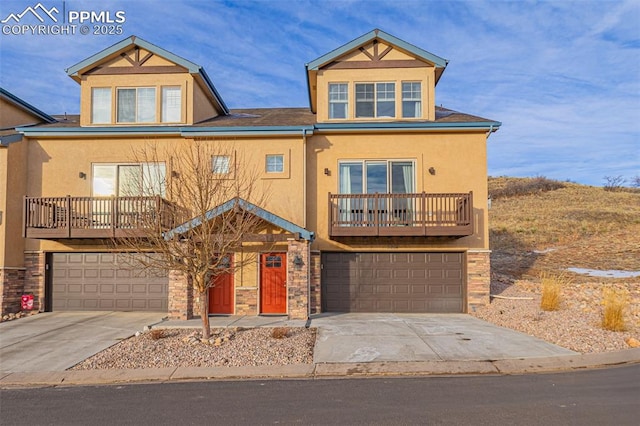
top-left (91, 87), bottom-right (112, 124)
top-left (212, 155), bottom-right (232, 175)
top-left (401, 81), bottom-right (422, 119)
top-left (161, 86), bottom-right (182, 123)
top-left (337, 159), bottom-right (416, 194)
top-left (116, 86), bottom-right (157, 124)
top-left (328, 82), bottom-right (349, 120)
top-left (354, 82), bottom-right (396, 119)
top-left (265, 154), bottom-right (285, 174)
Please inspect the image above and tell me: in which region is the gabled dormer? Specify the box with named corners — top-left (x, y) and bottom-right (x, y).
top-left (306, 29), bottom-right (448, 122)
top-left (66, 36), bottom-right (228, 127)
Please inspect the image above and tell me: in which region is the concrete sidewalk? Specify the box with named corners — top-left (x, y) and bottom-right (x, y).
top-left (1, 312), bottom-right (639, 387)
top-left (2, 349), bottom-right (639, 387)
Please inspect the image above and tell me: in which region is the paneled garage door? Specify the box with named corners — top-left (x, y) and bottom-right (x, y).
top-left (51, 253), bottom-right (168, 312)
top-left (322, 252), bottom-right (464, 313)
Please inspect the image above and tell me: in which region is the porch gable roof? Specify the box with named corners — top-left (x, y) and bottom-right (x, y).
top-left (164, 197), bottom-right (314, 241)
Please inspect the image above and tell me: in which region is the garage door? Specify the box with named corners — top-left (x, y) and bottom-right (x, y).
top-left (51, 253), bottom-right (168, 312)
top-left (322, 252), bottom-right (464, 313)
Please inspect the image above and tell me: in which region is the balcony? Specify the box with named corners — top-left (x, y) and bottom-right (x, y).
top-left (24, 196), bottom-right (186, 239)
top-left (329, 192), bottom-right (474, 237)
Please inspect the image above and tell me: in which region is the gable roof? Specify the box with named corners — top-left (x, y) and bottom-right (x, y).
top-left (65, 35), bottom-right (229, 115)
top-left (164, 197), bottom-right (314, 241)
top-left (0, 87), bottom-right (56, 125)
top-left (1, 87), bottom-right (56, 146)
top-left (305, 29), bottom-right (448, 113)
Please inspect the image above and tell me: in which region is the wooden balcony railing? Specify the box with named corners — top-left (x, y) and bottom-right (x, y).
top-left (23, 196), bottom-right (187, 239)
top-left (329, 192), bottom-right (474, 237)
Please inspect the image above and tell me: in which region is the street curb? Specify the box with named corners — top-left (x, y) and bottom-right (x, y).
top-left (1, 348), bottom-right (638, 387)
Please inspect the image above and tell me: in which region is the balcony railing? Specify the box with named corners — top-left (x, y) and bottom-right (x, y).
top-left (329, 192), bottom-right (474, 237)
top-left (23, 196), bottom-right (186, 239)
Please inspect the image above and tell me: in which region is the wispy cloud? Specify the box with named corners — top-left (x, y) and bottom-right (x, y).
top-left (0, 0), bottom-right (637, 185)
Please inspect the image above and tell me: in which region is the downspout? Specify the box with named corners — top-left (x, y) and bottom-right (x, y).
top-left (486, 124), bottom-right (494, 140)
top-left (302, 128), bottom-right (312, 322)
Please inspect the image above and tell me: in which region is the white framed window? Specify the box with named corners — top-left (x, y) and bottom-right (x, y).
top-left (338, 160), bottom-right (415, 195)
top-left (376, 83), bottom-right (395, 117)
top-left (212, 155), bottom-right (231, 174)
top-left (355, 82), bottom-right (395, 118)
top-left (92, 163), bottom-right (166, 197)
top-left (162, 86), bottom-right (182, 123)
top-left (329, 83), bottom-right (348, 119)
top-left (91, 88), bottom-right (111, 124)
top-left (266, 154), bottom-right (284, 173)
top-left (402, 82), bottom-right (422, 118)
top-left (117, 87), bottom-right (156, 123)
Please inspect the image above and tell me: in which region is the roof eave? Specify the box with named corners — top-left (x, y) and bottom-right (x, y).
top-left (0, 88), bottom-right (56, 123)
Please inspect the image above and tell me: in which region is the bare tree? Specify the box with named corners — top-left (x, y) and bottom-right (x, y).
top-left (116, 139), bottom-right (268, 339)
top-left (603, 175), bottom-right (626, 192)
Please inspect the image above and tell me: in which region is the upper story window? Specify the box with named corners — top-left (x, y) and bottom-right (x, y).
top-left (329, 83), bottom-right (348, 119)
top-left (266, 154), bottom-right (284, 173)
top-left (92, 163), bottom-right (166, 197)
top-left (117, 87), bottom-right (156, 123)
top-left (162, 86), bottom-right (181, 122)
top-left (91, 88), bottom-right (111, 124)
top-left (402, 82), bottom-right (421, 118)
top-left (212, 155), bottom-right (231, 174)
top-left (339, 160), bottom-right (415, 194)
top-left (355, 82), bottom-right (395, 118)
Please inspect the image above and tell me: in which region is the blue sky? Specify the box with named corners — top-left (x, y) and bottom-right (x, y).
top-left (1, 0), bottom-right (638, 186)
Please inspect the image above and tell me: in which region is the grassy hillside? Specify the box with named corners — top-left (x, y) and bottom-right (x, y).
top-left (488, 177), bottom-right (640, 280)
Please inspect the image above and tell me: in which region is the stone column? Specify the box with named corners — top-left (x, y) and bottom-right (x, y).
top-left (467, 249), bottom-right (491, 312)
top-left (1, 267), bottom-right (26, 315)
top-left (24, 251), bottom-right (45, 312)
top-left (287, 239), bottom-right (309, 320)
top-left (309, 250), bottom-right (321, 314)
top-left (168, 269), bottom-right (194, 320)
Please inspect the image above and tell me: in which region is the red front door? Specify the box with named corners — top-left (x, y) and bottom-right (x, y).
top-left (260, 253), bottom-right (287, 314)
top-left (209, 256), bottom-right (234, 314)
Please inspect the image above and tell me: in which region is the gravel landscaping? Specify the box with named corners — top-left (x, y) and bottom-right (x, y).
top-left (71, 327), bottom-right (316, 370)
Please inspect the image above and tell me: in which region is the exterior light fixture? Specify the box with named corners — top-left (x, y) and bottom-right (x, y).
top-left (293, 255), bottom-right (304, 268)
top-left (428, 167), bottom-right (436, 175)
top-left (78, 172), bottom-right (86, 179)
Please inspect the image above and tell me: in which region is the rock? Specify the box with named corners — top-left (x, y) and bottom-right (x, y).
top-left (143, 326), bottom-right (151, 331)
top-left (2, 315), bottom-right (8, 321)
top-left (135, 331), bottom-right (141, 337)
top-left (214, 337), bottom-right (223, 346)
top-left (625, 337), bottom-right (640, 348)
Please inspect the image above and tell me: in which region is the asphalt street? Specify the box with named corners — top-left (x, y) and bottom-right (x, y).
top-left (2, 364), bottom-right (639, 425)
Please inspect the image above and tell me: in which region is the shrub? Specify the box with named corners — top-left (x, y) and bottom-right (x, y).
top-left (489, 176), bottom-right (565, 199)
top-left (603, 175), bottom-right (626, 192)
top-left (601, 287), bottom-right (628, 331)
top-left (540, 272), bottom-right (569, 311)
top-left (150, 329), bottom-right (165, 340)
top-left (271, 327), bottom-right (290, 339)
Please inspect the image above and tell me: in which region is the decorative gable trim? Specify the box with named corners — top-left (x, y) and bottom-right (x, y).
top-left (65, 35), bottom-right (229, 115)
top-left (164, 197), bottom-right (314, 241)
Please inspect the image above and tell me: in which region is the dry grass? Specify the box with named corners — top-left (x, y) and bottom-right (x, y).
top-left (271, 327), bottom-right (290, 339)
top-left (489, 177), bottom-right (640, 252)
top-left (540, 273), bottom-right (569, 311)
top-left (601, 287), bottom-right (629, 331)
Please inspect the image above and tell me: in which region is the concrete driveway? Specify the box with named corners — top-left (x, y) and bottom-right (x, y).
top-left (311, 313), bottom-right (577, 363)
top-left (0, 312), bottom-right (165, 373)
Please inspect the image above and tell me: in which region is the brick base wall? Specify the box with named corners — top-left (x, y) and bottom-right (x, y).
top-left (467, 250), bottom-right (491, 312)
top-left (1, 268), bottom-right (26, 315)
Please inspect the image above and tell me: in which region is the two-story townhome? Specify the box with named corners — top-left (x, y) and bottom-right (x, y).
top-left (7, 29), bottom-right (499, 320)
top-left (0, 88), bottom-right (56, 314)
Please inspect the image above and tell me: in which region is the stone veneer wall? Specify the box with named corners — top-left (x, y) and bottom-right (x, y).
top-left (309, 251), bottom-right (321, 314)
top-left (167, 269), bottom-right (194, 320)
top-left (235, 288), bottom-right (258, 316)
top-left (287, 239), bottom-right (309, 320)
top-left (467, 250), bottom-right (491, 312)
top-left (1, 268), bottom-right (26, 315)
top-left (24, 252), bottom-right (46, 312)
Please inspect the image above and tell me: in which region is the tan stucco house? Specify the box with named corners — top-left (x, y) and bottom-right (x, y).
top-left (1, 29), bottom-right (500, 319)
